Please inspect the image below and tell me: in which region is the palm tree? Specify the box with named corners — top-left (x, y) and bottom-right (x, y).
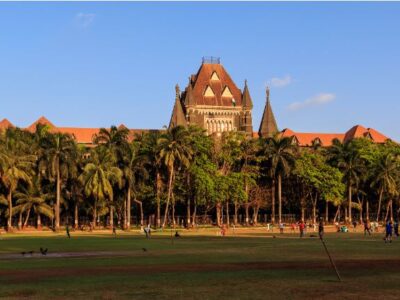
top-left (121, 141), bottom-right (148, 229)
top-left (158, 126), bottom-right (193, 228)
top-left (262, 135), bottom-right (296, 224)
top-left (370, 153), bottom-right (399, 222)
top-left (14, 176), bottom-right (54, 228)
top-left (328, 139), bottom-right (364, 223)
top-left (0, 148), bottom-right (35, 230)
top-left (40, 132), bottom-right (77, 231)
top-left (79, 147), bottom-right (122, 228)
top-left (93, 125), bottom-right (129, 164)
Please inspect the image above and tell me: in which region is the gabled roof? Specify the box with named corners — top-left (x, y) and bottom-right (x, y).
top-left (0, 118), bottom-right (14, 130)
top-left (259, 88), bottom-right (278, 138)
top-left (27, 116), bottom-right (56, 132)
top-left (186, 63), bottom-right (243, 107)
top-left (278, 125), bottom-right (389, 147)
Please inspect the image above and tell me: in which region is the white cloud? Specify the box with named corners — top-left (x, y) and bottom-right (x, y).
top-left (288, 93), bottom-right (336, 111)
top-left (268, 75), bottom-right (292, 88)
top-left (75, 13), bottom-right (96, 28)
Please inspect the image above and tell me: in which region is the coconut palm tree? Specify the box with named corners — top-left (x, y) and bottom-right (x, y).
top-left (158, 126), bottom-right (193, 228)
top-left (370, 153), bottom-right (399, 222)
top-left (13, 176), bottom-right (54, 228)
top-left (262, 135), bottom-right (296, 224)
top-left (328, 139), bottom-right (364, 223)
top-left (79, 147), bottom-right (122, 227)
top-left (121, 140), bottom-right (148, 229)
top-left (40, 132), bottom-right (77, 231)
top-left (0, 148), bottom-right (35, 230)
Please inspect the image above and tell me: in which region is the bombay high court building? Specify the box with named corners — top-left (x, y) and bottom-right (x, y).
top-left (0, 58), bottom-right (391, 145)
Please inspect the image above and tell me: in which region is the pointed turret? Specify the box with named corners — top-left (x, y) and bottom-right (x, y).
top-left (169, 84), bottom-right (187, 128)
top-left (184, 77), bottom-right (195, 106)
top-left (242, 80), bottom-right (253, 109)
top-left (258, 87), bottom-right (278, 138)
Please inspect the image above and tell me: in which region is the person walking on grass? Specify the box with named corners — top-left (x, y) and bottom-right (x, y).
top-left (299, 220), bottom-right (305, 238)
top-left (318, 219), bottom-right (324, 239)
top-left (364, 220), bottom-right (371, 236)
top-left (66, 225), bottom-right (71, 239)
top-left (112, 225), bottom-right (117, 238)
top-left (385, 221), bottom-right (393, 243)
top-left (279, 222), bottom-right (284, 234)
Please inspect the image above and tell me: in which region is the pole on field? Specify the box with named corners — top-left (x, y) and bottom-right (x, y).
top-left (320, 237), bottom-right (341, 282)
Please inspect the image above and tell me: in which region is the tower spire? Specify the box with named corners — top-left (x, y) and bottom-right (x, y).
top-left (169, 84), bottom-right (187, 128)
top-left (258, 87), bottom-right (278, 138)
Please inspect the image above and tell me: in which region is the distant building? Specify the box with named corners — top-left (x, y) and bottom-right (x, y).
top-left (0, 58), bottom-right (392, 147)
top-left (170, 57), bottom-right (253, 137)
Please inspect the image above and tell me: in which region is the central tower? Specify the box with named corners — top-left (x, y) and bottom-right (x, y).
top-left (170, 57), bottom-right (253, 136)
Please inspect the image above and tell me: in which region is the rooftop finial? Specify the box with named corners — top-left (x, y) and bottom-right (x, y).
top-left (245, 79), bottom-right (248, 86)
top-left (266, 86), bottom-right (270, 102)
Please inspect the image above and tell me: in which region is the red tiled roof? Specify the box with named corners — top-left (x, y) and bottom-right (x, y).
top-left (27, 116), bottom-right (56, 132)
top-left (367, 127), bottom-right (388, 143)
top-left (0, 118), bottom-right (14, 130)
top-left (189, 63), bottom-right (243, 107)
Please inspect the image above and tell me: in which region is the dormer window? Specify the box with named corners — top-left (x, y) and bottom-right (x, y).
top-left (210, 71), bottom-right (220, 81)
top-left (222, 86), bottom-right (233, 98)
top-left (204, 86), bottom-right (215, 97)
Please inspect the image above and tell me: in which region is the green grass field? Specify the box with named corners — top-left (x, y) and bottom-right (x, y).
top-left (0, 229), bottom-right (399, 299)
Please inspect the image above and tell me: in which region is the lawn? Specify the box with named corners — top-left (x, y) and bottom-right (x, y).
top-left (0, 229), bottom-right (399, 299)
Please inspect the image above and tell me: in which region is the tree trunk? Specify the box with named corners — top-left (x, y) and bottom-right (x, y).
top-left (234, 201), bottom-right (238, 225)
top-left (23, 208), bottom-right (31, 227)
top-left (18, 211), bottom-right (22, 230)
top-left (55, 165), bottom-right (61, 231)
top-left (312, 193), bottom-right (318, 225)
top-left (171, 193), bottom-right (176, 227)
top-left (7, 190), bottom-right (13, 231)
top-left (253, 202), bottom-right (260, 225)
top-left (134, 198), bottom-right (144, 229)
top-left (325, 201), bottom-right (329, 223)
top-left (357, 196), bottom-right (363, 224)
top-left (191, 203), bottom-right (197, 227)
top-left (366, 200), bottom-right (369, 221)
top-left (37, 213), bottom-right (42, 229)
top-left (226, 201), bottom-right (230, 228)
top-left (245, 183), bottom-right (249, 225)
top-left (216, 203), bottom-right (221, 227)
top-left (278, 174), bottom-right (282, 224)
top-left (271, 179), bottom-right (275, 224)
top-left (156, 171), bottom-right (161, 228)
top-left (127, 187), bottom-right (131, 230)
top-left (186, 197), bottom-right (191, 228)
top-left (348, 185), bottom-right (352, 223)
top-left (390, 199), bottom-right (394, 222)
top-left (109, 204), bottom-right (114, 228)
top-left (93, 198), bottom-right (97, 228)
top-left (333, 205), bottom-right (340, 223)
top-left (162, 168), bottom-right (174, 228)
top-left (384, 200), bottom-right (392, 222)
top-left (376, 188), bottom-right (383, 222)
top-left (74, 202), bottom-right (79, 229)
top-left (301, 206), bottom-right (305, 222)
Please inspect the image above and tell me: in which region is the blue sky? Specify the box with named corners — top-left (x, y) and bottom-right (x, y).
top-left (0, 2), bottom-right (399, 140)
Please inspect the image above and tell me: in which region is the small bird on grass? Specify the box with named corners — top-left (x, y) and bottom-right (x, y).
top-left (272, 235), bottom-right (276, 238)
top-left (142, 248), bottom-right (147, 252)
top-left (21, 252), bottom-right (26, 256)
top-left (40, 247), bottom-right (48, 256)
